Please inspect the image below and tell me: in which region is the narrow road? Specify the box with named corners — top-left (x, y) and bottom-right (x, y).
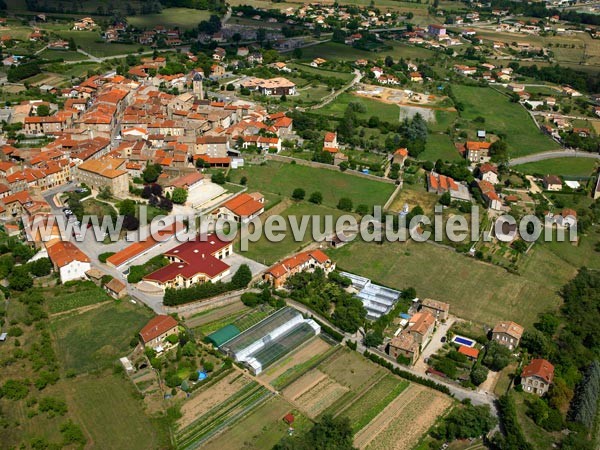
top-left (300, 68), bottom-right (362, 111)
top-left (509, 149), bottom-right (600, 166)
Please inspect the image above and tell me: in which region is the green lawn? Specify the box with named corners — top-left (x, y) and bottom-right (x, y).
top-left (127, 7), bottom-right (211, 30)
top-left (513, 392), bottom-right (560, 449)
top-left (421, 133), bottom-right (461, 162)
top-left (235, 202), bottom-right (352, 265)
top-left (313, 92), bottom-right (401, 123)
top-left (65, 373), bottom-right (168, 449)
top-left (288, 62), bottom-right (354, 82)
top-left (50, 301), bottom-right (153, 373)
top-left (298, 41), bottom-right (435, 62)
top-left (452, 85), bottom-right (558, 157)
top-left (328, 239), bottom-right (576, 328)
top-left (47, 281), bottom-right (111, 314)
top-left (229, 161), bottom-right (395, 209)
top-left (38, 49), bottom-right (88, 61)
top-left (430, 109), bottom-right (459, 133)
top-left (513, 157), bottom-right (599, 177)
top-left (54, 30), bottom-right (149, 57)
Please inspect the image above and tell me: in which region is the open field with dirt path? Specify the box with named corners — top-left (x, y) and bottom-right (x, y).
top-left (177, 371), bottom-right (250, 429)
top-left (261, 336), bottom-right (332, 384)
top-left (354, 384), bottom-right (452, 450)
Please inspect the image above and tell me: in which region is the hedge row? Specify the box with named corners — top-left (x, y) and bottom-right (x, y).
top-left (310, 316), bottom-right (344, 342)
top-left (363, 351), bottom-right (452, 396)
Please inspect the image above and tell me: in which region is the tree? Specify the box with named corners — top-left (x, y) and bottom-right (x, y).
top-left (28, 257), bottom-right (52, 277)
top-left (432, 403), bottom-right (496, 440)
top-left (36, 104), bottom-right (50, 117)
top-left (240, 176), bottom-right (247, 186)
top-left (212, 171), bottom-right (226, 185)
top-left (97, 186), bottom-right (112, 200)
top-left (118, 199), bottom-right (136, 217)
top-left (439, 191), bottom-right (451, 206)
top-left (142, 164), bottom-right (162, 183)
top-left (364, 330), bottom-right (383, 347)
top-left (483, 341), bottom-right (512, 371)
top-left (292, 188), bottom-right (306, 200)
top-left (172, 187), bottom-right (188, 205)
top-left (355, 204), bottom-right (369, 216)
top-left (470, 365), bottom-right (489, 386)
top-left (292, 47), bottom-right (303, 59)
top-left (274, 414), bottom-right (354, 449)
top-left (60, 421), bottom-right (86, 446)
top-left (309, 191), bottom-right (323, 204)
top-left (8, 266), bottom-right (33, 291)
top-left (490, 140), bottom-right (508, 162)
top-left (337, 197), bottom-right (353, 212)
top-left (231, 264), bottom-right (252, 289)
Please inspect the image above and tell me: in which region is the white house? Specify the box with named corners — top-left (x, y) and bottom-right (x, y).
top-left (46, 240), bottom-right (91, 283)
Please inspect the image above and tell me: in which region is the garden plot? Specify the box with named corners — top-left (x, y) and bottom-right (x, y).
top-left (354, 385), bottom-right (452, 450)
top-left (284, 369), bottom-right (349, 418)
top-left (177, 371), bottom-right (251, 429)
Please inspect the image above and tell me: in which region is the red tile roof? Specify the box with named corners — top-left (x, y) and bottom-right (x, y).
top-left (106, 223), bottom-right (180, 267)
top-left (522, 358), bottom-right (554, 383)
top-left (266, 250), bottom-right (330, 279)
top-left (139, 315), bottom-right (178, 343)
top-left (47, 241), bottom-right (90, 267)
top-left (143, 235), bottom-right (231, 283)
top-left (223, 193), bottom-right (264, 218)
top-left (458, 345), bottom-right (480, 359)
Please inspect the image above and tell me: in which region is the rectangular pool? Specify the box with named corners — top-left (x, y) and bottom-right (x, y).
top-left (452, 335), bottom-right (476, 347)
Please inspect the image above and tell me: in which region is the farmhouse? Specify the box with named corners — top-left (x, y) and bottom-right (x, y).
top-left (215, 192), bottom-right (265, 223)
top-left (143, 235), bottom-right (233, 289)
top-left (46, 240), bottom-right (91, 283)
top-left (104, 278), bottom-right (127, 299)
top-left (427, 171), bottom-right (471, 201)
top-left (407, 311), bottom-right (435, 348)
top-left (521, 358), bottom-right (554, 396)
top-left (465, 141), bottom-right (491, 163)
top-left (139, 315), bottom-right (179, 349)
top-left (420, 298), bottom-right (450, 321)
top-left (389, 332), bottom-right (420, 365)
top-left (492, 320), bottom-right (524, 350)
top-left (479, 163), bottom-right (499, 184)
top-left (219, 307), bottom-right (320, 374)
top-left (264, 249), bottom-right (334, 288)
top-left (542, 175), bottom-right (563, 191)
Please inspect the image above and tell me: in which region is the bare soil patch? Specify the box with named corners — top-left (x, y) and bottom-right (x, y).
top-left (354, 385), bottom-right (452, 450)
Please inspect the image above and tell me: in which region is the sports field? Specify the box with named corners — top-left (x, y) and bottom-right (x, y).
top-left (514, 157), bottom-right (599, 177)
top-left (329, 239), bottom-right (576, 328)
top-left (452, 85), bottom-right (558, 157)
top-left (230, 161), bottom-right (395, 209)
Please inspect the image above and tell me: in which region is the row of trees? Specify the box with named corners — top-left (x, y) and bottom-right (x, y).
top-left (163, 264), bottom-right (252, 306)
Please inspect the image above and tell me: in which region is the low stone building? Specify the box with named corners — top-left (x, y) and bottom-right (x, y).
top-left (492, 321), bottom-right (524, 350)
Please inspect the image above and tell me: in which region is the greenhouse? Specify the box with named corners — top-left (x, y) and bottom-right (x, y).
top-left (340, 271), bottom-right (401, 320)
top-left (219, 307), bottom-right (320, 374)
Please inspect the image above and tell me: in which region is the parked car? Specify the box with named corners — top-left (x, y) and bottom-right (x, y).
top-left (441, 336), bottom-right (447, 343)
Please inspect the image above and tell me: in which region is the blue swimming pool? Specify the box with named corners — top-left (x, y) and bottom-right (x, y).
top-left (452, 335), bottom-right (475, 347)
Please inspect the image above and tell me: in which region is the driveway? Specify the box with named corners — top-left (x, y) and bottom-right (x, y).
top-left (221, 253), bottom-right (267, 282)
top-left (413, 316), bottom-right (457, 374)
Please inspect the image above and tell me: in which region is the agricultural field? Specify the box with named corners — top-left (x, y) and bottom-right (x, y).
top-left (451, 84), bottom-right (558, 156)
top-left (229, 161), bottom-right (395, 210)
top-left (285, 369), bottom-right (349, 418)
top-left (64, 372), bottom-right (168, 449)
top-left (288, 62), bottom-right (355, 82)
top-left (387, 181), bottom-right (439, 216)
top-left (354, 384), bottom-right (453, 450)
top-left (50, 301), bottom-right (153, 373)
top-left (202, 395), bottom-right (312, 450)
top-left (127, 7), bottom-right (211, 30)
top-left (329, 239), bottom-right (576, 328)
top-left (46, 281), bottom-right (111, 314)
top-left (513, 157), bottom-right (599, 177)
top-left (174, 379), bottom-right (271, 449)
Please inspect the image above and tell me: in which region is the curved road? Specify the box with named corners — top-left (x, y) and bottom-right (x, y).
top-left (509, 150), bottom-right (600, 166)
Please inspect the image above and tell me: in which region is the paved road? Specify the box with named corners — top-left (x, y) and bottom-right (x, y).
top-left (509, 149), bottom-right (600, 166)
top-left (305, 68), bottom-right (362, 110)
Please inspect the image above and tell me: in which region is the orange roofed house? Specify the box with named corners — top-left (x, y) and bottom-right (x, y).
top-left (465, 141), bottom-right (492, 164)
top-left (46, 240), bottom-right (91, 283)
top-left (521, 358), bottom-right (554, 396)
top-left (139, 315), bottom-right (179, 349)
top-left (214, 192), bottom-right (264, 224)
top-left (263, 250), bottom-right (335, 288)
top-left (143, 234), bottom-right (233, 289)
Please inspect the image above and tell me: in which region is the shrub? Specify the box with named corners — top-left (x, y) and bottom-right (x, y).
top-left (292, 188), bottom-right (306, 200)
top-left (337, 197), bottom-right (353, 212)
